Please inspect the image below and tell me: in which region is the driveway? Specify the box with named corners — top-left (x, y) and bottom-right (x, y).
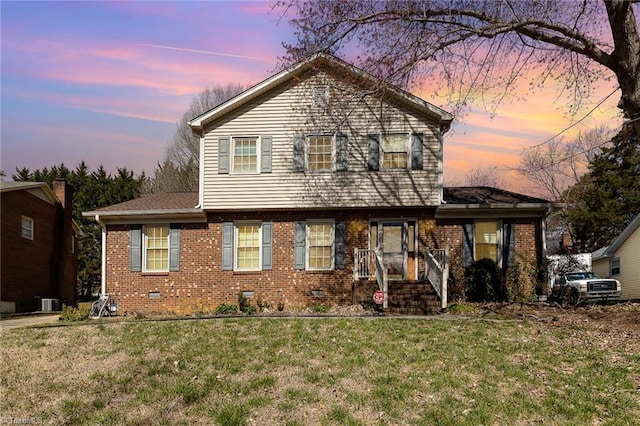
top-left (0, 314), bottom-right (60, 331)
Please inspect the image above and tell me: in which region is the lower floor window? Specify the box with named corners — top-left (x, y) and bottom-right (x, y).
top-left (610, 258), bottom-right (620, 276)
top-left (236, 224), bottom-right (261, 270)
top-left (474, 220), bottom-right (498, 262)
top-left (308, 222), bottom-right (334, 269)
top-left (145, 225), bottom-right (169, 271)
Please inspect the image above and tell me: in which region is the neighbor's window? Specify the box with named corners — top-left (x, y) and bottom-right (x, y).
top-left (236, 224), bottom-right (261, 270)
top-left (475, 220), bottom-right (498, 262)
top-left (308, 136), bottom-right (333, 171)
top-left (21, 216), bottom-right (34, 240)
top-left (610, 258), bottom-right (621, 276)
top-left (232, 137), bottom-right (258, 173)
top-left (307, 221), bottom-right (334, 270)
top-left (144, 225), bottom-right (169, 271)
top-left (382, 134), bottom-right (408, 169)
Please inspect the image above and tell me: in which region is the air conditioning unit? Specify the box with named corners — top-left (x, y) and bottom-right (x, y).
top-left (41, 298), bottom-right (60, 312)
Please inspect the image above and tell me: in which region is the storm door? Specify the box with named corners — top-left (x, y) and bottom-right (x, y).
top-left (371, 221), bottom-right (417, 281)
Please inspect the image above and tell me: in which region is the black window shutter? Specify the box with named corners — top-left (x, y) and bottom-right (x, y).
top-left (334, 220), bottom-right (346, 269)
top-left (293, 136), bottom-right (305, 172)
top-left (335, 134), bottom-right (348, 171)
top-left (462, 221), bottom-right (474, 267)
top-left (411, 133), bottom-right (424, 170)
top-left (368, 134), bottom-right (380, 171)
top-left (502, 220), bottom-right (516, 267)
top-left (130, 225), bottom-right (142, 272)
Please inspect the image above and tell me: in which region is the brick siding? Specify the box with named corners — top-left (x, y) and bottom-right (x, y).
top-left (104, 209), bottom-right (544, 315)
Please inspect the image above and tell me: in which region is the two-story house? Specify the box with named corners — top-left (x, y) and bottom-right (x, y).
top-left (1, 179), bottom-right (81, 313)
top-left (84, 53), bottom-right (557, 315)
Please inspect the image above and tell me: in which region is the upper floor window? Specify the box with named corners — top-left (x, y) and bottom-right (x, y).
top-left (610, 258), bottom-right (621, 276)
top-left (308, 136), bottom-right (333, 171)
top-left (368, 132), bottom-right (424, 171)
top-left (293, 134), bottom-right (348, 172)
top-left (21, 216), bottom-right (34, 240)
top-left (218, 136), bottom-right (272, 174)
top-left (382, 134), bottom-right (409, 169)
top-left (233, 137), bottom-right (258, 173)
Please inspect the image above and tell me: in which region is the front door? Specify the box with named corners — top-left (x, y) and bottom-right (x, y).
top-left (371, 220), bottom-right (417, 281)
top-left (382, 223), bottom-right (405, 280)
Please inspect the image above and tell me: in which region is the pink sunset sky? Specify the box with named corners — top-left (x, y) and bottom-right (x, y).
top-left (1, 1), bottom-right (623, 194)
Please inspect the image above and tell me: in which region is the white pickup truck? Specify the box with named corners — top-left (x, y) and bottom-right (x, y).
top-left (556, 271), bottom-right (621, 304)
top-left (548, 254), bottom-right (621, 304)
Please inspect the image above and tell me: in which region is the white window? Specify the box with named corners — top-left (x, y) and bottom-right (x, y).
top-left (382, 134), bottom-right (409, 169)
top-left (232, 137), bottom-right (258, 173)
top-left (236, 223), bottom-right (261, 271)
top-left (474, 220), bottom-right (499, 262)
top-left (610, 258), bottom-right (621, 276)
top-left (21, 216), bottom-right (34, 240)
top-left (307, 221), bottom-right (334, 270)
top-left (143, 225), bottom-right (169, 272)
top-left (307, 136), bottom-right (333, 171)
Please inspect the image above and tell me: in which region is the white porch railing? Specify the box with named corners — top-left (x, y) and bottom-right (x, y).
top-left (425, 248), bottom-right (449, 309)
top-left (354, 248), bottom-right (388, 309)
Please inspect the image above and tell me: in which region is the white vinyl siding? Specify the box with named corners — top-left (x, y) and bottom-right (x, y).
top-left (201, 70), bottom-right (442, 210)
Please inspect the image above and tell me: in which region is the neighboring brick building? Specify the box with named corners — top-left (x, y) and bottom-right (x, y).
top-left (1, 180), bottom-right (81, 313)
top-left (84, 53), bottom-right (559, 316)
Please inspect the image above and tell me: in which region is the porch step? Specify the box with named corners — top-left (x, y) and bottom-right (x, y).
top-left (385, 281), bottom-right (440, 315)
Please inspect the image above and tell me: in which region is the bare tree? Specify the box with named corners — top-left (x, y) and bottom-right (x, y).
top-left (446, 166), bottom-right (504, 188)
top-left (143, 83), bottom-right (249, 194)
top-left (275, 0), bottom-right (640, 138)
top-left (516, 126), bottom-right (613, 200)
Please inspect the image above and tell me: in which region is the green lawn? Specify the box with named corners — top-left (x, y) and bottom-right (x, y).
top-left (1, 316), bottom-right (638, 425)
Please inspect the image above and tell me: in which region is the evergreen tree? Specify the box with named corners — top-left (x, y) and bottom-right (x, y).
top-left (567, 126), bottom-right (640, 251)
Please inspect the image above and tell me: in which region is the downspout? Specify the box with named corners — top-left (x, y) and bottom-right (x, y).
top-left (95, 215), bottom-right (107, 295)
top-left (437, 126), bottom-right (444, 204)
top-left (197, 135), bottom-right (205, 208)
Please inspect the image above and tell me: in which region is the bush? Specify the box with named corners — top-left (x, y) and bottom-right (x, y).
top-left (465, 259), bottom-right (508, 302)
top-left (312, 303), bottom-right (329, 313)
top-left (214, 303), bottom-right (238, 315)
top-left (59, 305), bottom-right (90, 322)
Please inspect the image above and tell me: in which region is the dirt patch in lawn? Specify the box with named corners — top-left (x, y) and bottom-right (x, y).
top-left (455, 302), bottom-right (640, 354)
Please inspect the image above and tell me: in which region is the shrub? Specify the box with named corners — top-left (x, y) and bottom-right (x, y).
top-left (59, 305), bottom-right (90, 322)
top-left (465, 259), bottom-right (508, 302)
top-left (214, 303), bottom-right (238, 315)
top-left (312, 303), bottom-right (329, 313)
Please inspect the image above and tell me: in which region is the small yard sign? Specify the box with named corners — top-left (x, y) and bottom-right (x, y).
top-left (373, 290), bottom-right (384, 305)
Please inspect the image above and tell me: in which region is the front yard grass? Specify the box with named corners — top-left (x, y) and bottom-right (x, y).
top-left (1, 316), bottom-right (638, 425)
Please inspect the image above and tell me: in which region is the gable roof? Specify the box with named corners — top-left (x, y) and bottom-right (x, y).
top-left (188, 52), bottom-right (453, 134)
top-left (83, 192), bottom-right (205, 224)
top-left (0, 181), bottom-right (58, 204)
top-left (593, 213), bottom-right (640, 260)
